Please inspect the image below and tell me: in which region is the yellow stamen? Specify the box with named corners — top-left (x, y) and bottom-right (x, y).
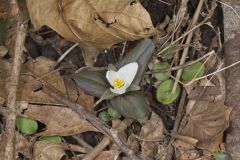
top-left (113, 78), bottom-right (125, 88)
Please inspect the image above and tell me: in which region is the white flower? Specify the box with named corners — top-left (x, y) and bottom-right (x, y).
top-left (106, 62), bottom-right (138, 95)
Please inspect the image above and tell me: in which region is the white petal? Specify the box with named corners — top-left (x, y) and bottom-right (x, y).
top-left (106, 70), bottom-right (119, 87)
top-left (110, 85), bottom-right (128, 95)
top-left (118, 62), bottom-right (138, 87)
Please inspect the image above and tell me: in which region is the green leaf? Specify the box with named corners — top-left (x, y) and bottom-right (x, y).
top-left (214, 152), bottom-right (228, 160)
top-left (181, 62), bottom-right (205, 81)
top-left (99, 111), bottom-right (111, 121)
top-left (71, 70), bottom-right (109, 98)
top-left (153, 62), bottom-right (171, 81)
top-left (160, 42), bottom-right (177, 61)
top-left (0, 18), bottom-right (6, 45)
top-left (116, 38), bottom-right (155, 85)
top-left (108, 106), bottom-right (121, 119)
top-left (39, 135), bottom-right (62, 144)
top-left (16, 116), bottom-right (38, 135)
top-left (156, 79), bottom-right (181, 105)
top-left (110, 91), bottom-right (149, 119)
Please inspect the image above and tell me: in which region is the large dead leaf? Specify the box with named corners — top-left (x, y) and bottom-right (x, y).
top-left (24, 104), bottom-right (98, 136)
top-left (180, 100), bottom-right (232, 152)
top-left (26, 0), bottom-right (156, 48)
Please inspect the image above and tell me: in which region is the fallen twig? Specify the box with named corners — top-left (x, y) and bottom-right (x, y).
top-left (54, 42), bottom-right (79, 68)
top-left (42, 84), bottom-right (140, 160)
top-left (165, 90), bottom-right (186, 160)
top-left (147, 50), bottom-right (215, 74)
top-left (3, 0), bottom-right (27, 159)
top-left (171, 0), bottom-right (205, 93)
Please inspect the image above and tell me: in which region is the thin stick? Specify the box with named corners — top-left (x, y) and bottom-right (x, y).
top-left (171, 0), bottom-right (205, 93)
top-left (42, 85), bottom-right (139, 160)
top-left (4, 0), bottom-right (27, 159)
top-left (147, 50), bottom-right (215, 74)
top-left (165, 90), bottom-right (186, 160)
top-left (157, 0), bottom-right (171, 5)
top-left (157, 22), bottom-right (205, 56)
top-left (119, 41), bottom-right (127, 60)
top-left (54, 43), bottom-right (79, 67)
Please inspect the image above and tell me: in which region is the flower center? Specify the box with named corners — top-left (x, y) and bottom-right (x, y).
top-left (113, 78), bottom-right (125, 88)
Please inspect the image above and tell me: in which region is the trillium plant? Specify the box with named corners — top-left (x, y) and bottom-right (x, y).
top-left (71, 38), bottom-right (155, 119)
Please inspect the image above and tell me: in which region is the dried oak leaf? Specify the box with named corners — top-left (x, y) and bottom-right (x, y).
top-left (180, 100), bottom-right (232, 152)
top-left (26, 0), bottom-right (156, 48)
top-left (24, 104), bottom-right (98, 136)
top-left (33, 141), bottom-right (66, 160)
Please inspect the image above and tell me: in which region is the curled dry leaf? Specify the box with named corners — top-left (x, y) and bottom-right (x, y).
top-left (24, 104), bottom-right (98, 136)
top-left (26, 0), bottom-right (156, 48)
top-left (180, 100), bottom-right (232, 152)
top-left (33, 141), bottom-right (66, 160)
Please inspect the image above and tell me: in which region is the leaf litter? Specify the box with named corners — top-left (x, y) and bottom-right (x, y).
top-left (0, 0), bottom-right (235, 159)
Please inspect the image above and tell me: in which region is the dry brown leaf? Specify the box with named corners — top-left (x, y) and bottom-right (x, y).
top-left (180, 100), bottom-right (232, 152)
top-left (24, 104), bottom-right (98, 136)
top-left (127, 134), bottom-right (139, 153)
top-left (0, 57), bottom-right (94, 109)
top-left (33, 141), bottom-right (66, 160)
top-left (139, 112), bottom-right (165, 159)
top-left (140, 112), bottom-right (165, 140)
top-left (0, 57), bottom-right (60, 103)
top-left (79, 43), bottom-right (101, 67)
top-left (15, 132), bottom-right (32, 159)
top-left (23, 57), bottom-right (94, 108)
top-left (63, 76), bottom-right (94, 112)
top-left (26, 0), bottom-right (156, 48)
top-left (95, 150), bottom-right (120, 160)
top-left (173, 135), bottom-right (199, 148)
